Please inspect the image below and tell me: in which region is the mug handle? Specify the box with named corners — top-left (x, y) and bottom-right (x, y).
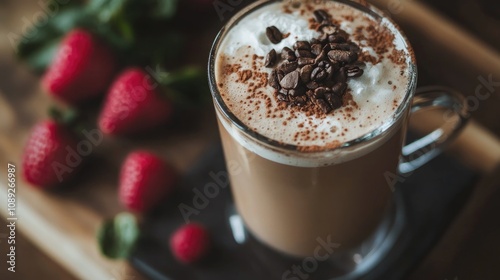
top-left (398, 86), bottom-right (470, 174)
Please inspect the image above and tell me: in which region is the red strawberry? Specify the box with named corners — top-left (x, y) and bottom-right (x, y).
top-left (42, 29), bottom-right (116, 104)
top-left (22, 120), bottom-right (80, 188)
top-left (98, 68), bottom-right (173, 135)
top-left (170, 223), bottom-right (211, 264)
top-left (119, 151), bottom-right (177, 212)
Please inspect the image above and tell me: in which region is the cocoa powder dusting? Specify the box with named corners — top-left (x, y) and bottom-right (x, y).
top-left (217, 1), bottom-right (409, 153)
top-left (223, 63), bottom-right (241, 75)
top-left (237, 70), bottom-right (253, 82)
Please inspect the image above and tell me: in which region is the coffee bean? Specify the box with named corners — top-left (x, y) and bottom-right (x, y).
top-left (277, 93), bottom-right (288, 101)
top-left (317, 60), bottom-right (330, 69)
top-left (347, 42), bottom-right (360, 53)
top-left (325, 93), bottom-right (342, 109)
top-left (345, 66), bottom-right (363, 78)
top-left (293, 95), bottom-right (307, 106)
top-left (334, 69), bottom-right (347, 83)
top-left (300, 65), bottom-right (314, 83)
top-left (327, 35), bottom-right (341, 43)
top-left (318, 23), bottom-right (337, 35)
top-left (316, 60), bottom-right (328, 72)
top-left (281, 47), bottom-right (296, 61)
top-left (295, 49), bottom-right (314, 58)
top-left (277, 70), bottom-right (286, 81)
top-left (316, 98), bottom-right (332, 113)
top-left (264, 20), bottom-right (362, 113)
top-left (322, 43), bottom-right (332, 52)
top-left (298, 58), bottom-right (315, 67)
top-left (314, 50), bottom-right (327, 64)
top-left (266, 26), bottom-right (283, 44)
top-left (331, 60), bottom-right (341, 72)
top-left (314, 87), bottom-right (327, 98)
top-left (269, 69), bottom-right (280, 89)
top-left (313, 9), bottom-right (329, 23)
top-left (306, 90), bottom-right (314, 98)
top-left (311, 44), bottom-right (322, 56)
top-left (318, 33), bottom-right (330, 44)
top-left (329, 43), bottom-right (351, 51)
top-left (349, 51), bottom-right (358, 62)
top-left (306, 81), bottom-right (319, 90)
top-left (279, 88), bottom-right (289, 95)
top-left (349, 61), bottom-right (366, 68)
top-left (311, 67), bottom-right (327, 82)
top-left (331, 82), bottom-right (347, 95)
top-left (325, 64), bottom-right (334, 79)
top-left (294, 41), bottom-right (311, 51)
top-left (265, 49), bottom-right (277, 68)
top-left (280, 70), bottom-right (300, 89)
top-left (278, 61), bottom-right (298, 74)
top-left (289, 87), bottom-right (305, 97)
top-left (328, 50), bottom-right (356, 63)
top-left (336, 30), bottom-right (348, 41)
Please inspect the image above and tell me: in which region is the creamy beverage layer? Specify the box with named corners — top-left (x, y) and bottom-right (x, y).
top-left (215, 1), bottom-right (412, 155)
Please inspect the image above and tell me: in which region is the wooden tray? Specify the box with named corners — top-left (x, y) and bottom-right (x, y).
top-left (0, 0), bottom-right (499, 279)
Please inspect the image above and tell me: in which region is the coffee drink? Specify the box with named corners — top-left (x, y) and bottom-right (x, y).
top-left (211, 0), bottom-right (414, 256)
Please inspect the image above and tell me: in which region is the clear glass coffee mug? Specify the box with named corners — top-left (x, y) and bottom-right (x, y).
top-left (208, 0), bottom-right (468, 268)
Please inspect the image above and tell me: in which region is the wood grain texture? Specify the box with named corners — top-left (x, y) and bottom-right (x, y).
top-left (0, 217), bottom-right (78, 280)
top-left (371, 0), bottom-right (500, 135)
top-left (0, 0), bottom-right (220, 279)
top-left (0, 70), bottom-right (218, 280)
top-left (368, 0), bottom-right (500, 279)
top-left (0, 5), bottom-right (218, 279)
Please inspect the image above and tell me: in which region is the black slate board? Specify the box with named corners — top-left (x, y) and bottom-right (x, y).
top-left (130, 142), bottom-right (477, 280)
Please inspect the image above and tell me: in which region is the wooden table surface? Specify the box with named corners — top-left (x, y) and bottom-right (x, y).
top-left (0, 2), bottom-right (218, 280)
top-left (1, 1), bottom-right (499, 280)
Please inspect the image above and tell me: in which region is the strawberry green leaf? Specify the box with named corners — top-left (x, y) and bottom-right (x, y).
top-left (20, 40), bottom-right (60, 73)
top-left (48, 107), bottom-right (80, 126)
top-left (16, 6), bottom-right (90, 72)
top-left (97, 212), bottom-right (140, 259)
top-left (158, 66), bottom-right (211, 107)
top-left (87, 0), bottom-right (128, 23)
top-left (151, 0), bottom-right (179, 19)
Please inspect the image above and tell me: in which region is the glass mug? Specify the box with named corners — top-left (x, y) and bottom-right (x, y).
top-left (208, 0), bottom-right (468, 262)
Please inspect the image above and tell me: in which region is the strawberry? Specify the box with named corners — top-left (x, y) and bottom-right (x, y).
top-left (22, 120), bottom-right (80, 188)
top-left (98, 68), bottom-right (173, 135)
top-left (170, 223), bottom-right (211, 264)
top-left (42, 29), bottom-right (117, 104)
top-left (119, 151), bottom-right (177, 212)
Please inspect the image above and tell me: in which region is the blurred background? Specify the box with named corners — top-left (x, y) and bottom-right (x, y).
top-left (0, 0), bottom-right (499, 279)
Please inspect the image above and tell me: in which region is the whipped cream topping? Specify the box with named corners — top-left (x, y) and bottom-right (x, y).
top-left (214, 1), bottom-right (413, 166)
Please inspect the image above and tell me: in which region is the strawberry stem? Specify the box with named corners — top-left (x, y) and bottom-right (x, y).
top-left (157, 66), bottom-right (210, 107)
top-left (48, 107), bottom-right (80, 126)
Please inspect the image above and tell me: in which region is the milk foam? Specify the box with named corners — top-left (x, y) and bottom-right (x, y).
top-left (214, 1), bottom-right (413, 166)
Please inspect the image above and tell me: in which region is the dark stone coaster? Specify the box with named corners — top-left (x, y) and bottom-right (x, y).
top-left (131, 138), bottom-right (477, 280)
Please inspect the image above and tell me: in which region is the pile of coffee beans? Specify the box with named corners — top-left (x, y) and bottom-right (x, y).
top-left (265, 9), bottom-right (365, 113)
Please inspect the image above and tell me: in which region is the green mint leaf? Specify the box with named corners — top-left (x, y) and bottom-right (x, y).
top-left (97, 212), bottom-right (140, 259)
